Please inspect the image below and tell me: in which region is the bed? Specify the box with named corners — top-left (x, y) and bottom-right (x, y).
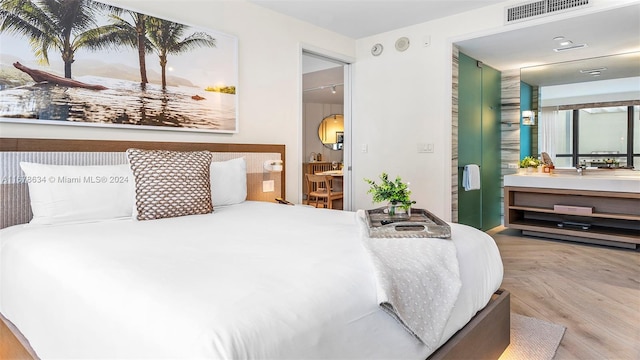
top-left (0, 138), bottom-right (509, 359)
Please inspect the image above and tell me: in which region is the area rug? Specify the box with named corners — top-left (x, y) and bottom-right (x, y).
top-left (499, 313), bottom-right (566, 360)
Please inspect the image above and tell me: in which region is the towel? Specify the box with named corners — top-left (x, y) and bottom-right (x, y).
top-left (356, 210), bottom-right (462, 351)
top-left (462, 164), bottom-right (480, 191)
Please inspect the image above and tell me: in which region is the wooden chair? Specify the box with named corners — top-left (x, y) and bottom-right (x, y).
top-left (305, 174), bottom-right (343, 209)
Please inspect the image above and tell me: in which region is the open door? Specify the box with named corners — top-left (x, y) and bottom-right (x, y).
top-left (301, 50), bottom-right (352, 210)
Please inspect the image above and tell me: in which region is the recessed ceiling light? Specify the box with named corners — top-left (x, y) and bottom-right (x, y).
top-left (559, 40), bottom-right (573, 46)
top-left (579, 67), bottom-right (607, 73)
top-left (553, 36), bottom-right (565, 41)
top-left (579, 67), bottom-right (607, 77)
top-left (553, 43), bottom-right (588, 52)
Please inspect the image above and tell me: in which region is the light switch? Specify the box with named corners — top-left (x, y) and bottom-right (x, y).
top-left (262, 180), bottom-right (275, 192)
top-left (417, 143), bottom-right (434, 153)
top-left (361, 144), bottom-right (368, 153)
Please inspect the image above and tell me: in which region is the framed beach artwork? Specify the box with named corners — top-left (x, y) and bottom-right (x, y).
top-left (0, 0), bottom-right (238, 133)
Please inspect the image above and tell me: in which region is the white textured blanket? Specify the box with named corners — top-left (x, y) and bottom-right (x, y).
top-left (356, 210), bottom-right (462, 352)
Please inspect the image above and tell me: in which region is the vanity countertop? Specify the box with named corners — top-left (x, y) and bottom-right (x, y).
top-left (504, 170), bottom-right (640, 193)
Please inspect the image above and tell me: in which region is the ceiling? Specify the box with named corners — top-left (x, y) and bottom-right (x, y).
top-left (254, 0), bottom-right (640, 87)
top-left (248, 0), bottom-right (503, 39)
top-left (455, 3), bottom-right (640, 85)
top-left (303, 63), bottom-right (344, 104)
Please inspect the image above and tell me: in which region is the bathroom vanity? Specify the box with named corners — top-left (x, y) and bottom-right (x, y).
top-left (504, 170), bottom-right (640, 249)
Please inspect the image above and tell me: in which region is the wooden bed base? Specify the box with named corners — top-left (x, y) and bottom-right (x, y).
top-left (429, 289), bottom-right (511, 360)
top-left (1, 290), bottom-right (510, 360)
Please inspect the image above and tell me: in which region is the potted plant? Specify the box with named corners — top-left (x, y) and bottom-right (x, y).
top-left (603, 158), bottom-right (619, 168)
top-left (364, 173), bottom-right (416, 216)
top-left (519, 156), bottom-right (540, 173)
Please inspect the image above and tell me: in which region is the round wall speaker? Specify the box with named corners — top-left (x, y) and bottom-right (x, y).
top-left (395, 37), bottom-right (410, 52)
top-left (371, 43), bottom-right (384, 56)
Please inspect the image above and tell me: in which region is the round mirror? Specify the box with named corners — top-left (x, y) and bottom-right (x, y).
top-left (318, 114), bottom-right (344, 150)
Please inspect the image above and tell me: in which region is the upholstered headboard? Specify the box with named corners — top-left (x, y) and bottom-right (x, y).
top-left (0, 138), bottom-right (285, 229)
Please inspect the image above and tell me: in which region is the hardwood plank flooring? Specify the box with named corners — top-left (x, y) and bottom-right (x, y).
top-left (488, 227), bottom-right (640, 360)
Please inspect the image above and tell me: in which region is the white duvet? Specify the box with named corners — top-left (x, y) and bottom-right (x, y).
top-left (0, 201), bottom-right (503, 359)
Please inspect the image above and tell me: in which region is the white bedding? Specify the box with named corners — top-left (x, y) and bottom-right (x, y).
top-left (356, 210), bottom-right (461, 352)
top-left (0, 201), bottom-right (503, 359)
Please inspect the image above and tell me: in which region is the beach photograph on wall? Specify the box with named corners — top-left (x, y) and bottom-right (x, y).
top-left (0, 0), bottom-right (238, 133)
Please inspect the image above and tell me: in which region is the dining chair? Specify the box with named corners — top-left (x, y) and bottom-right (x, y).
top-left (305, 174), bottom-right (343, 209)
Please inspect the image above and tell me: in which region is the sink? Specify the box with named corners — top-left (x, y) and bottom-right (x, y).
top-left (504, 172), bottom-right (640, 193)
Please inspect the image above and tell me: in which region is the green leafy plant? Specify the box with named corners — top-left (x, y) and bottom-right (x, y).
top-left (519, 156), bottom-right (540, 168)
top-left (364, 172), bottom-right (416, 211)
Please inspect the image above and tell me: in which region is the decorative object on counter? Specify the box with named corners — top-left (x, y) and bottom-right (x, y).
top-left (309, 152), bottom-right (317, 162)
top-left (541, 152), bottom-right (555, 174)
top-left (365, 173), bottom-right (416, 216)
top-left (364, 207), bottom-right (451, 239)
top-left (519, 156), bottom-right (540, 174)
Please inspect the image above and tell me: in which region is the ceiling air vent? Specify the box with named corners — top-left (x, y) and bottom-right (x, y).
top-left (505, 0), bottom-right (590, 23)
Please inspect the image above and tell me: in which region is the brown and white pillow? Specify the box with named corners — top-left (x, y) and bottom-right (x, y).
top-left (127, 149), bottom-right (213, 221)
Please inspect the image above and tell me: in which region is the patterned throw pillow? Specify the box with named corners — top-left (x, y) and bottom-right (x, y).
top-left (127, 149), bottom-right (213, 220)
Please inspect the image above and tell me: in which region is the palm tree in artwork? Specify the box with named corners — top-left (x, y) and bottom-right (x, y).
top-left (0, 0), bottom-right (111, 79)
top-left (145, 17), bottom-right (216, 89)
top-left (91, 9), bottom-right (151, 85)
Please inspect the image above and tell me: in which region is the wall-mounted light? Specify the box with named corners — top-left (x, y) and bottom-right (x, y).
top-left (522, 110), bottom-right (536, 126)
top-left (331, 85), bottom-right (336, 94)
top-left (264, 160), bottom-right (283, 172)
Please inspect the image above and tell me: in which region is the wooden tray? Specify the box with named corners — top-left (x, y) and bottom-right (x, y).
top-left (365, 207), bottom-right (451, 238)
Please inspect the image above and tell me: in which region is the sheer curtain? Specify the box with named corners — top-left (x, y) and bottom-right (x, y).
top-left (538, 107), bottom-right (559, 162)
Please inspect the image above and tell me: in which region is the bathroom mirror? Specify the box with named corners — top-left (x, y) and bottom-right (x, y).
top-left (520, 52), bottom-right (640, 87)
top-left (318, 114), bottom-right (344, 150)
top-left (520, 52), bottom-right (640, 168)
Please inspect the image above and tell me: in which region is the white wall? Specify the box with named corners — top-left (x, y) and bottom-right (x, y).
top-left (352, 3), bottom-right (506, 220)
top-left (352, 0), bottom-right (635, 220)
top-left (0, 0), bottom-right (354, 202)
top-left (3, 0), bottom-right (633, 216)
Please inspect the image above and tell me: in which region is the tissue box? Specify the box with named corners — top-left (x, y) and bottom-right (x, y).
top-left (553, 205), bottom-right (593, 215)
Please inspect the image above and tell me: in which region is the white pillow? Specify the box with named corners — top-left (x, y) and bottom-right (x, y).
top-left (210, 157), bottom-right (247, 206)
top-left (20, 162), bottom-right (135, 225)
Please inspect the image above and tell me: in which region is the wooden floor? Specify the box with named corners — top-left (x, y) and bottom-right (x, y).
top-left (488, 227), bottom-right (640, 360)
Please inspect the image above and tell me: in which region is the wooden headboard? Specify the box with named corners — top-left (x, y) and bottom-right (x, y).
top-left (0, 138), bottom-right (285, 229)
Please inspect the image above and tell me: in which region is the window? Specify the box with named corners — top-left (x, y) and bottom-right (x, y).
top-left (544, 105), bottom-right (638, 168)
top-left (551, 110), bottom-right (573, 167)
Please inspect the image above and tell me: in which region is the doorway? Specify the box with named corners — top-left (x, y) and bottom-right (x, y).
top-left (301, 50), bottom-right (352, 210)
